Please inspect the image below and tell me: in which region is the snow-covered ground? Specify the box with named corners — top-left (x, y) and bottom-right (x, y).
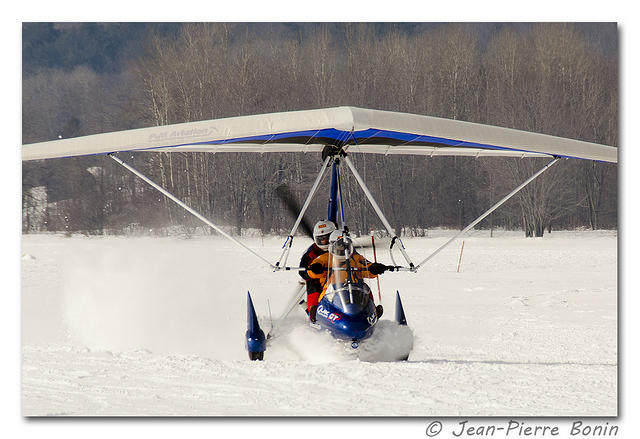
top-left (21, 230), bottom-right (617, 416)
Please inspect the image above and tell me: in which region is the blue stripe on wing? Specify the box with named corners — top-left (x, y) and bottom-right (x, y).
top-left (137, 128), bottom-right (557, 158)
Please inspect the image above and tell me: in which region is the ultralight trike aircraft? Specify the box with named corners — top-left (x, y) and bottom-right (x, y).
top-left (22, 107), bottom-right (617, 361)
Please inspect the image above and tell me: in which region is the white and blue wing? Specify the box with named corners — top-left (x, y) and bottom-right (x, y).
top-left (22, 106), bottom-right (617, 163)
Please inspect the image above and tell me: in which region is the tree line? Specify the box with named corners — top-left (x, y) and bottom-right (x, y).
top-left (22, 23), bottom-right (618, 237)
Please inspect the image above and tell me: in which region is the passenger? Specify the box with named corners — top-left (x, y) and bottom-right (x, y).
top-left (307, 230), bottom-right (393, 321)
top-left (299, 220), bottom-right (336, 321)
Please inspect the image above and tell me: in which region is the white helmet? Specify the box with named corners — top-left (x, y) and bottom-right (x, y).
top-left (313, 220), bottom-right (336, 250)
top-left (328, 230), bottom-right (354, 259)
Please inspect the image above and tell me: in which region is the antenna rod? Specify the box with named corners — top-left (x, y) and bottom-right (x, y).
top-left (371, 231), bottom-right (382, 302)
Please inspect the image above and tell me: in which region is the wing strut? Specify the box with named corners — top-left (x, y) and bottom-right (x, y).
top-left (342, 155), bottom-right (415, 269)
top-left (108, 153), bottom-right (276, 268)
top-left (266, 283), bottom-right (307, 340)
top-left (275, 155), bottom-right (333, 270)
top-left (413, 156), bottom-right (561, 271)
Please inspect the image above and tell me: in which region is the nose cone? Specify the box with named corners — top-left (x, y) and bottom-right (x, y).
top-left (319, 301), bottom-right (377, 341)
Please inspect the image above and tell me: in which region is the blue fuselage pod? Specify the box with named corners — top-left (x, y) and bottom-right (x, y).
top-left (315, 283), bottom-right (378, 341)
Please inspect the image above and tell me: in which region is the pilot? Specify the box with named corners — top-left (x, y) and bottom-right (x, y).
top-left (299, 220), bottom-right (337, 321)
top-left (307, 230), bottom-right (393, 321)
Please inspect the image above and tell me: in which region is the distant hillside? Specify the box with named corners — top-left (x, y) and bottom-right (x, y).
top-left (22, 22), bottom-right (180, 77)
top-left (22, 22), bottom-right (616, 78)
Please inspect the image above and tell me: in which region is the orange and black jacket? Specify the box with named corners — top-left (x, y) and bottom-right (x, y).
top-left (299, 243), bottom-right (327, 311)
top-left (306, 252), bottom-right (378, 301)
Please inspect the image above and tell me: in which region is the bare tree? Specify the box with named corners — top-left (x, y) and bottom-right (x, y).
top-left (22, 23), bottom-right (617, 236)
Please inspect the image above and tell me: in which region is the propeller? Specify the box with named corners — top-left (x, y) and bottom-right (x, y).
top-left (275, 184), bottom-right (379, 251)
top-left (275, 184), bottom-right (314, 237)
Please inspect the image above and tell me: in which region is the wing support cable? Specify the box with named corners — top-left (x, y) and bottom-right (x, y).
top-left (413, 156), bottom-right (561, 271)
top-left (342, 154), bottom-right (415, 269)
top-left (108, 153), bottom-right (276, 268)
top-left (275, 155), bottom-right (333, 270)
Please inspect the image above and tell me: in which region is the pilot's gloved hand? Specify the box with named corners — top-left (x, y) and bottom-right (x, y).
top-left (368, 262), bottom-right (387, 275)
top-left (309, 263), bottom-right (325, 274)
top-left (370, 263), bottom-right (396, 274)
